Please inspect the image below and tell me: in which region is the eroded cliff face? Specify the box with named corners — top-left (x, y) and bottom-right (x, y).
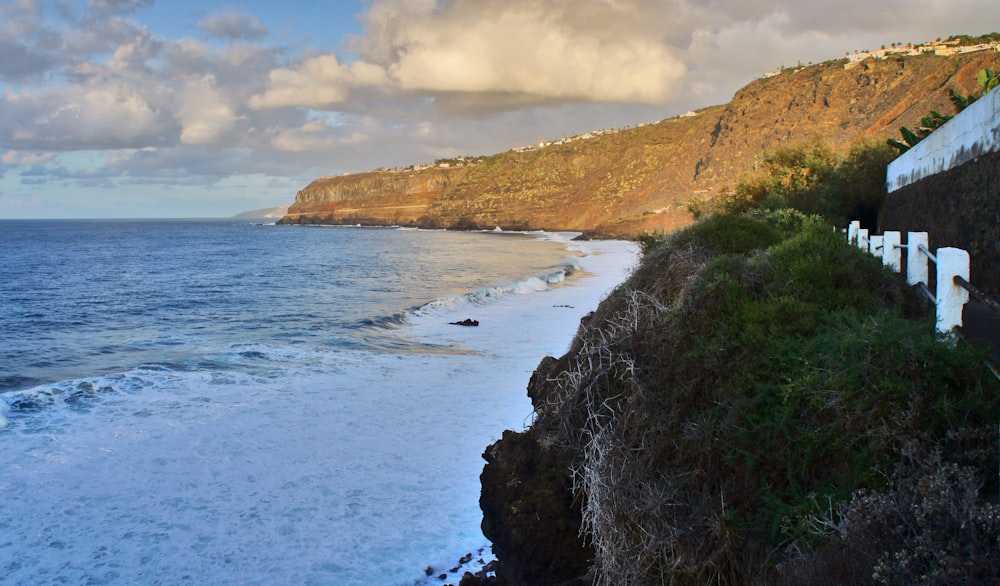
top-left (280, 168), bottom-right (462, 227)
top-left (280, 51), bottom-right (1000, 237)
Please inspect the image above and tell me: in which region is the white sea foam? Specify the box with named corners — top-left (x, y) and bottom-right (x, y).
top-left (0, 232), bottom-right (639, 586)
top-left (408, 259), bottom-right (582, 319)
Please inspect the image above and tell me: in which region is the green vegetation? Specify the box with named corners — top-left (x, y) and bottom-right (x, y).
top-left (975, 67), bottom-right (1000, 96)
top-left (538, 157), bottom-right (1000, 582)
top-left (887, 111), bottom-right (953, 153)
top-left (891, 68), bottom-right (999, 153)
top-left (945, 32), bottom-right (1000, 46)
top-left (706, 140), bottom-right (896, 227)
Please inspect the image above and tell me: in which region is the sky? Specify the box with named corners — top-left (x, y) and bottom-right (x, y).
top-left (2, 0), bottom-right (999, 218)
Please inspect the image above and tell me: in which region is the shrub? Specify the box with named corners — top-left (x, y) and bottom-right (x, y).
top-left (535, 211), bottom-right (1000, 584)
top-left (715, 140), bottom-right (896, 227)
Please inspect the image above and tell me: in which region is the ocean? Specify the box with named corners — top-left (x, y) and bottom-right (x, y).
top-left (0, 220), bottom-right (638, 585)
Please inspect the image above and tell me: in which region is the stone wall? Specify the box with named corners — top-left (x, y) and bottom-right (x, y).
top-left (881, 82), bottom-right (1000, 295)
top-left (880, 147), bottom-right (1000, 295)
top-left (887, 80), bottom-right (1000, 191)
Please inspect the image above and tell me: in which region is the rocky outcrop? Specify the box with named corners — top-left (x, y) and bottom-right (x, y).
top-left (281, 51), bottom-right (1000, 238)
top-left (480, 356), bottom-right (592, 586)
top-left (479, 356), bottom-right (594, 586)
top-left (279, 169), bottom-right (459, 227)
top-left (480, 429), bottom-right (590, 586)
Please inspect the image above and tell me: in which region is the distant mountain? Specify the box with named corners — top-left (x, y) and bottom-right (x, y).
top-left (280, 46), bottom-right (1000, 238)
top-left (232, 206), bottom-right (289, 220)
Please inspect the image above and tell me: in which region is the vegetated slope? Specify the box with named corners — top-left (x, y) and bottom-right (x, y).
top-left (481, 212), bottom-right (1000, 585)
top-left (280, 51), bottom-right (1000, 237)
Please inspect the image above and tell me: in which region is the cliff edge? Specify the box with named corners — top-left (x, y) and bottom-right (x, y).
top-left (281, 51), bottom-right (1000, 238)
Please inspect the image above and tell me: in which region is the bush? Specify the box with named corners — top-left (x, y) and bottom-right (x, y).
top-left (535, 211), bottom-right (1000, 584)
top-left (715, 140), bottom-right (896, 228)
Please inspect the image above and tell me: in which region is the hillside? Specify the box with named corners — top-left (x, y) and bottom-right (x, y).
top-left (280, 49), bottom-right (1000, 237)
top-left (481, 212), bottom-right (1000, 585)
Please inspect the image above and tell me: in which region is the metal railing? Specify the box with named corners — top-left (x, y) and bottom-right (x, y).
top-left (847, 221), bottom-right (971, 335)
top-left (847, 221), bottom-right (1000, 382)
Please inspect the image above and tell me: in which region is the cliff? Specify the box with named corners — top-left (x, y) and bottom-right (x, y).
top-left (280, 50), bottom-right (1000, 237)
top-left (481, 212), bottom-right (1000, 585)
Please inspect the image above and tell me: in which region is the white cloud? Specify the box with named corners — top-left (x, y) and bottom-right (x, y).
top-left (354, 0), bottom-right (687, 107)
top-left (176, 75), bottom-right (238, 145)
top-left (86, 0), bottom-right (153, 17)
top-left (249, 54), bottom-right (390, 110)
top-left (271, 120), bottom-right (370, 152)
top-left (106, 29), bottom-right (162, 73)
top-left (0, 38), bottom-right (55, 81)
top-left (3, 81), bottom-right (166, 149)
top-left (1, 149), bottom-right (55, 165)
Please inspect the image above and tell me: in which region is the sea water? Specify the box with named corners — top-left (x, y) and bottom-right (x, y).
top-left (0, 220), bottom-right (638, 585)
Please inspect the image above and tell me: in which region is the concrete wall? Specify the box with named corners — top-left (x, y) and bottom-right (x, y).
top-left (880, 87), bottom-right (1000, 295)
top-left (887, 83), bottom-right (1000, 192)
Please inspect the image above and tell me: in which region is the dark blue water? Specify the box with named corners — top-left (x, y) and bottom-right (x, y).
top-left (0, 219), bottom-right (637, 585)
top-left (0, 220), bottom-right (576, 393)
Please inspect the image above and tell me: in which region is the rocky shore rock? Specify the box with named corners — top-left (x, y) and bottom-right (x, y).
top-left (479, 356), bottom-right (592, 586)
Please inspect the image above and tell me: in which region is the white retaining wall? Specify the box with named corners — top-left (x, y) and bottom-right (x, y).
top-left (887, 84), bottom-right (1000, 192)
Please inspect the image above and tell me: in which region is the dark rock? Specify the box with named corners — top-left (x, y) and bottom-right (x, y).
top-left (525, 355), bottom-right (559, 410)
top-left (449, 319), bottom-right (480, 327)
top-left (480, 428), bottom-right (592, 586)
top-left (450, 217), bottom-right (481, 231)
top-left (458, 572), bottom-right (482, 586)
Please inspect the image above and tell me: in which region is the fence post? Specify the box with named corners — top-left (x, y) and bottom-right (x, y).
top-left (848, 221), bottom-right (861, 246)
top-left (870, 235), bottom-right (884, 260)
top-left (936, 247), bottom-right (970, 335)
top-left (882, 232), bottom-right (902, 272)
top-left (907, 232), bottom-right (929, 286)
top-left (858, 229), bottom-right (869, 252)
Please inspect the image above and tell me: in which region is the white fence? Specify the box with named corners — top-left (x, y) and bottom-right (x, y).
top-left (846, 220), bottom-right (969, 335)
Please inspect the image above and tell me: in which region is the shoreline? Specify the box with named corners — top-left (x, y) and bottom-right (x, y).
top-left (412, 545), bottom-right (496, 585)
top-left (274, 217), bottom-right (626, 241)
top-left (0, 224), bottom-right (639, 585)
top-left (403, 237), bottom-right (640, 586)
